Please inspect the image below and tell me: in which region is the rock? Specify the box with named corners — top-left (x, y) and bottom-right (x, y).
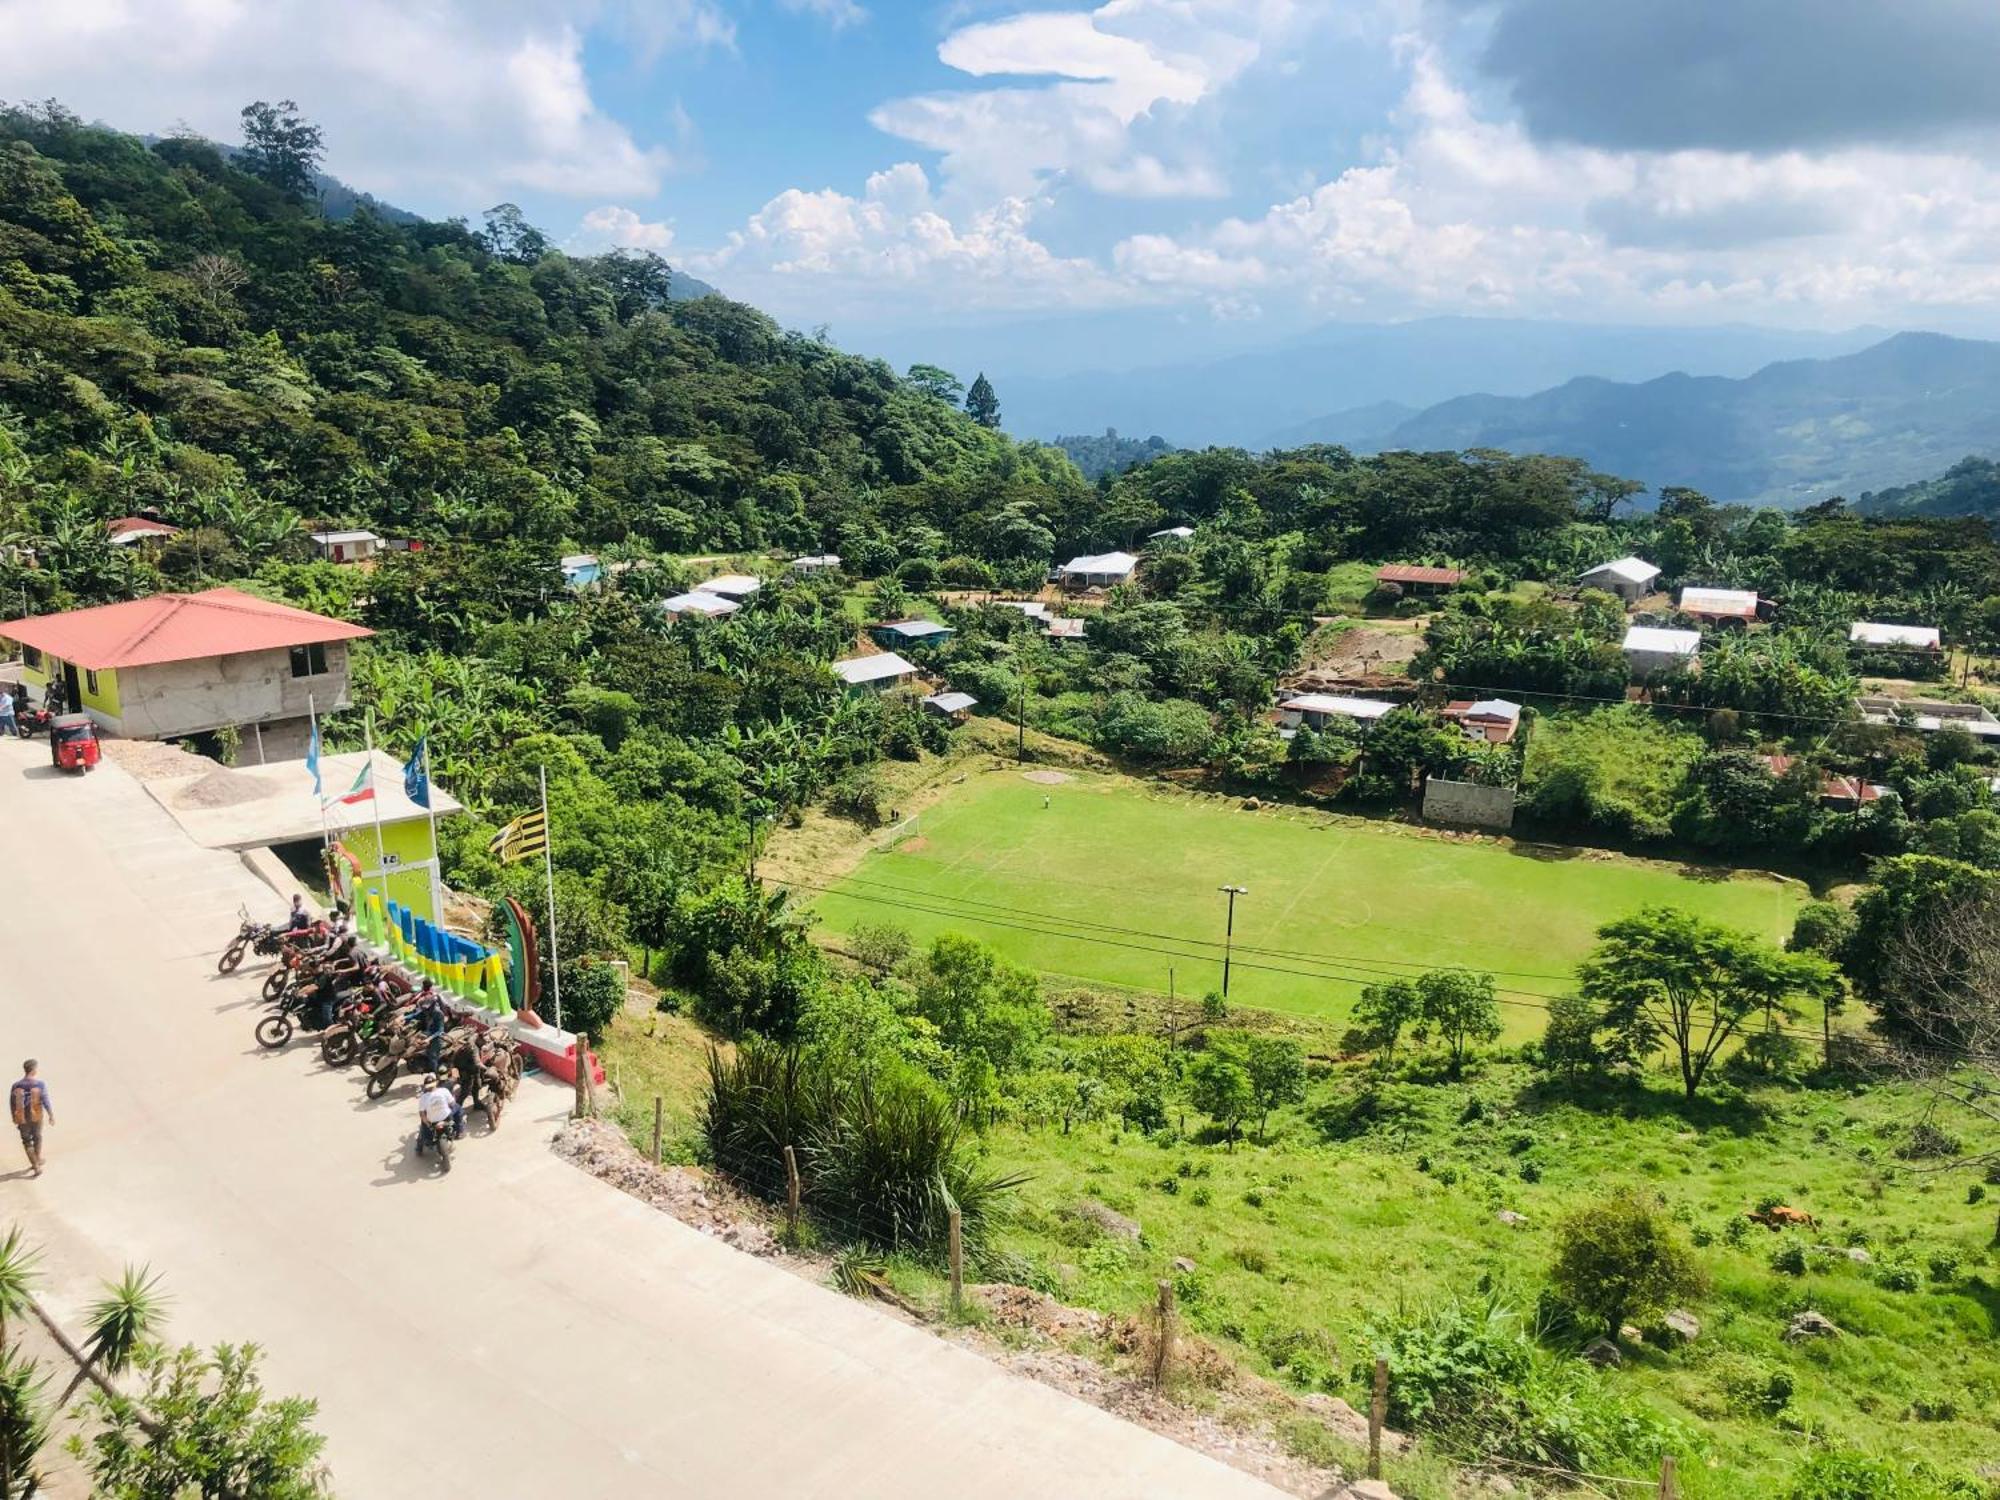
top-left (1784, 1310), bottom-right (1841, 1343)
top-left (1845, 1246), bottom-right (1872, 1265)
top-left (1479, 1475), bottom-right (1518, 1494)
top-left (1495, 1209), bottom-right (1528, 1228)
top-left (1172, 1256), bottom-right (1197, 1273)
top-left (1660, 1309), bottom-right (1701, 1344)
top-left (1581, 1337), bottom-right (1623, 1368)
top-left (1067, 1199), bottom-right (1142, 1242)
top-left (1330, 1481), bottom-right (1399, 1500)
top-left (1618, 1323), bottom-right (1644, 1345)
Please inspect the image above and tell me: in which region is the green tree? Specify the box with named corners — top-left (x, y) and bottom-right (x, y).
top-left (1414, 968), bottom-right (1502, 1076)
top-left (481, 202), bottom-right (550, 264)
top-left (1577, 908), bottom-right (1837, 1101)
top-left (905, 364), bottom-right (963, 403)
top-left (1352, 977), bottom-right (1420, 1062)
top-left (1548, 1191), bottom-right (1707, 1340)
top-left (1244, 1035), bottom-right (1307, 1141)
top-left (237, 100), bottom-right (324, 199)
top-left (78, 1343), bottom-right (331, 1499)
top-left (908, 934), bottom-right (1047, 1076)
top-left (1187, 1049), bottom-right (1254, 1147)
top-left (1538, 992), bottom-right (1603, 1082)
top-left (964, 372), bottom-right (1001, 429)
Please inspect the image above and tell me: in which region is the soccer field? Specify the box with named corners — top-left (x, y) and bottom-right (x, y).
top-left (808, 769), bottom-right (1807, 1033)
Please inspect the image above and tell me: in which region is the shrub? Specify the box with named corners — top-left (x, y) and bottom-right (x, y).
top-left (562, 959), bottom-right (628, 1041)
top-left (1781, 1448), bottom-right (1983, 1500)
top-left (1876, 1262), bottom-right (1921, 1292)
top-left (1770, 1242), bottom-right (1809, 1277)
top-left (1549, 1191), bottom-right (1708, 1337)
top-left (1716, 1354), bottom-right (1794, 1416)
top-left (1926, 1250), bottom-right (1961, 1283)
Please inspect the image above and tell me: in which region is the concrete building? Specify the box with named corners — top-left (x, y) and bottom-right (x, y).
top-left (309, 529), bottom-right (385, 564)
top-left (870, 619), bottom-right (955, 650)
top-left (1623, 624), bottom-right (1701, 679)
top-left (1856, 695), bottom-right (2000, 738)
top-left (1677, 586), bottom-right (1760, 623)
top-left (1059, 551), bottom-right (1139, 590)
top-left (1850, 621), bottom-right (1940, 651)
top-left (832, 651), bottom-right (921, 693)
top-left (1577, 556), bottom-right (1661, 603)
top-left (561, 554), bottom-right (602, 589)
top-left (1276, 693), bottom-right (1399, 733)
top-left (1441, 698), bottom-right (1523, 744)
top-left (700, 573), bottom-right (762, 601)
top-left (660, 591), bottom-right (740, 621)
top-left (0, 587), bottom-right (372, 760)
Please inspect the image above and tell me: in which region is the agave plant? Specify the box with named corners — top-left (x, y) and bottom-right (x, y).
top-left (0, 1228), bottom-right (39, 1353)
top-left (60, 1265), bottom-right (169, 1405)
top-left (0, 1341), bottom-right (51, 1499)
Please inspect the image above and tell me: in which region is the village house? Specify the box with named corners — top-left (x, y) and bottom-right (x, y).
top-left (1856, 694), bottom-right (2000, 739)
top-left (0, 587), bottom-right (371, 760)
top-left (699, 573), bottom-right (762, 601)
top-left (1677, 586), bottom-right (1760, 624)
top-left (1044, 616), bottom-right (1087, 644)
top-left (1759, 754), bottom-right (1891, 812)
top-left (1623, 624), bottom-right (1701, 679)
top-left (105, 516), bottom-right (179, 548)
top-left (832, 651), bottom-right (921, 693)
top-left (994, 599), bottom-right (1051, 620)
top-left (1849, 621), bottom-right (1941, 652)
top-left (922, 691), bottom-right (977, 723)
top-left (790, 553), bottom-right (842, 574)
top-left (1059, 551), bottom-right (1139, 590)
top-left (560, 554), bottom-right (602, 589)
top-left (1149, 526), bottom-right (1195, 542)
top-left (1374, 564), bottom-right (1466, 596)
top-left (1276, 693), bottom-right (1399, 734)
top-left (659, 591), bottom-right (740, 621)
top-left (1441, 698), bottom-right (1523, 744)
top-left (870, 619), bottom-right (955, 650)
top-left (1577, 556), bottom-right (1661, 603)
top-left (309, 529), bottom-right (384, 564)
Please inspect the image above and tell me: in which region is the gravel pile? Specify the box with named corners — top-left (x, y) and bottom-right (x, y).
top-left (101, 738), bottom-right (219, 781)
top-left (551, 1117), bottom-right (778, 1257)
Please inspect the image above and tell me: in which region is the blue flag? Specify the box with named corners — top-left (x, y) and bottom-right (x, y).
top-left (403, 736), bottom-right (431, 809)
top-left (306, 721), bottom-right (322, 797)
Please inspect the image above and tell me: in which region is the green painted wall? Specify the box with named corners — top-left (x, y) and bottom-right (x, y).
top-left (79, 665), bottom-right (120, 718)
top-left (340, 815), bottom-right (440, 924)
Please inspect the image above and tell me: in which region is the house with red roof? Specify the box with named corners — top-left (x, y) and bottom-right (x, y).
top-left (1, 587), bottom-right (372, 759)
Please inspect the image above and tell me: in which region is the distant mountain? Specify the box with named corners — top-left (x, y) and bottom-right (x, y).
top-left (992, 317), bottom-right (1886, 448)
top-left (1259, 400), bottom-right (1417, 452)
top-left (1055, 429), bottom-right (1175, 480)
top-left (1856, 455), bottom-right (2000, 520)
top-left (1371, 331), bottom-right (2000, 506)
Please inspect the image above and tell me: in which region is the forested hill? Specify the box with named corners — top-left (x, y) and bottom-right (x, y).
top-left (1856, 456), bottom-right (2000, 521)
top-left (0, 101), bottom-right (1093, 603)
top-left (1054, 428), bottom-right (1174, 480)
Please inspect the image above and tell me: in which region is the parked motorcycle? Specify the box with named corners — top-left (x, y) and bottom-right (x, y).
top-left (320, 977), bottom-right (413, 1069)
top-left (13, 704), bottom-right (53, 739)
top-left (217, 909), bottom-right (287, 975)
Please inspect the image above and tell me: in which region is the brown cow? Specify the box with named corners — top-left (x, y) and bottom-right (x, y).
top-left (1747, 1205), bottom-right (1817, 1230)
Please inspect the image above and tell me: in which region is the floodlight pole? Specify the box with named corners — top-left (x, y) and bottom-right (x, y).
top-left (1218, 884), bottom-right (1248, 999)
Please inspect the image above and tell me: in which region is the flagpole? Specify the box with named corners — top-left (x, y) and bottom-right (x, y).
top-left (421, 737), bottom-right (442, 923)
top-left (539, 763), bottom-right (563, 1031)
top-left (308, 693), bottom-right (330, 854)
top-left (364, 709), bottom-right (390, 915)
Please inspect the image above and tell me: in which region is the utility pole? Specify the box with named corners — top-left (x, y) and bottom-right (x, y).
top-left (1016, 662), bottom-right (1028, 762)
top-left (1217, 884), bottom-right (1248, 999)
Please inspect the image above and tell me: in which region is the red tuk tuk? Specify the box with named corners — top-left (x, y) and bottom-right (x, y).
top-left (49, 713), bottom-right (100, 773)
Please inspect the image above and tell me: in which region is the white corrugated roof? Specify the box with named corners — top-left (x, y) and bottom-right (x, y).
top-left (924, 692), bottom-right (977, 713)
top-left (1150, 526), bottom-right (1195, 539)
top-left (661, 591), bottom-right (739, 616)
top-left (1060, 551), bottom-right (1138, 576)
top-left (310, 529), bottom-right (381, 545)
top-left (832, 652), bottom-right (918, 685)
top-left (1623, 625), bottom-right (1702, 655)
top-left (1280, 694), bottom-right (1398, 720)
top-left (877, 619), bottom-right (952, 639)
top-left (1850, 621), bottom-right (1940, 649)
top-left (995, 600), bottom-right (1050, 619)
top-left (791, 554), bottom-right (841, 568)
top-left (1679, 587), bottom-right (1758, 615)
top-left (1580, 556), bottom-right (1660, 585)
top-left (701, 573), bottom-right (762, 597)
top-left (1463, 698), bottom-right (1522, 721)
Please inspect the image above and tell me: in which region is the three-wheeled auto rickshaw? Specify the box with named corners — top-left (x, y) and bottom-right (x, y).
top-left (49, 713), bottom-right (100, 773)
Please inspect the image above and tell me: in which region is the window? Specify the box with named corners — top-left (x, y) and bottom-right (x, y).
top-left (21, 646), bottom-right (41, 671)
top-left (84, 669), bottom-right (99, 697)
top-left (289, 643), bottom-right (328, 678)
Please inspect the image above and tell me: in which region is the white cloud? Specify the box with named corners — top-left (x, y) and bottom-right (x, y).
top-left (779, 0), bottom-right (867, 29)
top-left (868, 1), bottom-right (1298, 201)
top-left (0, 0), bottom-right (713, 211)
top-left (571, 205), bottom-right (676, 251)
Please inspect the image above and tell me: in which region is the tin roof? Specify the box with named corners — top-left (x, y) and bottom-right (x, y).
top-left (832, 652), bottom-right (919, 685)
top-left (0, 588), bottom-right (372, 671)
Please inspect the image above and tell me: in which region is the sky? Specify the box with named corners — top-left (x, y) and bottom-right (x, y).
top-left (10, 0), bottom-right (2000, 367)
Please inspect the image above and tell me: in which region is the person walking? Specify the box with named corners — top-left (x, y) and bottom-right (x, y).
top-left (10, 1059), bottom-right (52, 1177)
top-left (0, 687), bottom-right (16, 738)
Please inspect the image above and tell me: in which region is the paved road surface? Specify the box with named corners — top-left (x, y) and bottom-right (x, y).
top-left (0, 743), bottom-right (1288, 1499)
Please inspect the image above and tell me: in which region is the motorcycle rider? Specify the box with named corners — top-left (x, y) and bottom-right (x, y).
top-left (408, 979), bottom-right (451, 1074)
top-left (301, 925), bottom-right (365, 1031)
top-left (415, 1073), bottom-right (462, 1155)
top-left (284, 894), bottom-right (311, 932)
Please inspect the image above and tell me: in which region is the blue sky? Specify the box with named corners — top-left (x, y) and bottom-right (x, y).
top-left (11, 0), bottom-right (2000, 369)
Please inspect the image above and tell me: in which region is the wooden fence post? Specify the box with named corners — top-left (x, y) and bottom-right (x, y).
top-left (783, 1144), bottom-right (802, 1240)
top-left (1368, 1356), bottom-right (1387, 1479)
top-left (572, 1034), bottom-right (591, 1120)
top-left (948, 1208), bottom-right (964, 1317)
top-left (1657, 1455), bottom-right (1678, 1499)
top-left (651, 1096), bottom-right (663, 1164)
top-left (1150, 1279), bottom-right (1176, 1388)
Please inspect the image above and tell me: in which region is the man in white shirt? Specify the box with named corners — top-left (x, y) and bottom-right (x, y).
top-left (416, 1074), bottom-right (461, 1154)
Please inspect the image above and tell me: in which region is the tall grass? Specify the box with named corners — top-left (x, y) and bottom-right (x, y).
top-left (705, 1041), bottom-right (1027, 1256)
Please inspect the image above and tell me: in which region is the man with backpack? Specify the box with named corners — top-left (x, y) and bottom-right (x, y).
top-left (11, 1059), bottom-right (52, 1177)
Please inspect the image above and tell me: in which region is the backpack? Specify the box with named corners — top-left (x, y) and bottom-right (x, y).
top-left (10, 1080), bottom-right (43, 1126)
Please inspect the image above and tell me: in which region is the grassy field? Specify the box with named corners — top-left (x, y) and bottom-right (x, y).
top-left (807, 768), bottom-right (1807, 1036)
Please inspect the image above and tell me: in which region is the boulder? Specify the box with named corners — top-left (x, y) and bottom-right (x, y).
top-left (1067, 1199), bottom-right (1142, 1242)
top-left (1660, 1309), bottom-right (1701, 1344)
top-left (1171, 1255), bottom-right (1197, 1273)
top-left (1845, 1246), bottom-right (1873, 1265)
top-left (1784, 1310), bottom-right (1841, 1343)
top-left (1618, 1323), bottom-right (1644, 1345)
top-left (1581, 1337), bottom-right (1622, 1368)
top-left (1495, 1210), bottom-right (1528, 1228)
top-left (1328, 1481), bottom-right (1399, 1500)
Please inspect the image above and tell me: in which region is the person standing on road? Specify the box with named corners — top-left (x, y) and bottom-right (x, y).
top-left (0, 688), bottom-right (16, 738)
top-left (10, 1059), bottom-right (51, 1177)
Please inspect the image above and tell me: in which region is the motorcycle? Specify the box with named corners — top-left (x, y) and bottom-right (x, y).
top-left (217, 909), bottom-right (287, 975)
top-left (415, 1112), bottom-right (454, 1173)
top-left (365, 1020), bottom-right (474, 1100)
top-left (13, 704), bottom-right (53, 739)
top-left (320, 977), bottom-right (413, 1069)
top-left (253, 973), bottom-right (352, 1049)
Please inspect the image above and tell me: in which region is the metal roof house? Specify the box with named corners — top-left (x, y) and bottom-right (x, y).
top-left (790, 554), bottom-right (842, 574)
top-left (660, 591), bottom-right (740, 620)
top-left (105, 516), bottom-right (180, 547)
top-left (1059, 551), bottom-right (1139, 590)
top-left (699, 573), bottom-right (762, 600)
top-left (1277, 693), bottom-right (1400, 733)
top-left (309, 529), bottom-right (384, 564)
top-left (1375, 564), bottom-right (1466, 592)
top-left (1442, 698), bottom-right (1523, 744)
top-left (1850, 621), bottom-right (1941, 651)
top-left (0, 587), bottom-right (372, 758)
top-left (1044, 616), bottom-right (1087, 643)
top-left (831, 651), bottom-right (921, 692)
top-left (1677, 586), bottom-right (1760, 622)
top-left (922, 691), bottom-right (977, 720)
top-left (1623, 624), bottom-right (1702, 679)
top-left (869, 619), bottom-right (955, 649)
top-left (561, 554), bottom-right (602, 589)
top-left (1578, 556), bottom-right (1661, 602)
top-left (1149, 526), bottom-right (1195, 541)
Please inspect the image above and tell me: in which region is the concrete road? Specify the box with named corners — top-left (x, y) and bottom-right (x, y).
top-left (0, 743), bottom-right (1287, 1500)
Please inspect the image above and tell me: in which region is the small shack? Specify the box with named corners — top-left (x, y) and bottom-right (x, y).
top-left (1623, 624), bottom-right (1701, 679)
top-left (106, 516), bottom-right (180, 548)
top-left (922, 691), bottom-right (977, 723)
top-left (1059, 551), bottom-right (1139, 590)
top-left (561, 554), bottom-right (602, 589)
top-left (660, 591), bottom-right (739, 621)
top-left (791, 554), bottom-right (841, 574)
top-left (1149, 526), bottom-right (1195, 542)
top-left (1277, 693), bottom-right (1399, 733)
top-left (1375, 564), bottom-right (1465, 595)
top-left (870, 619), bottom-right (955, 650)
top-left (1677, 586), bottom-right (1759, 623)
top-left (1577, 556), bottom-right (1660, 603)
top-left (309, 529), bottom-right (384, 564)
top-left (832, 652), bottom-right (920, 693)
